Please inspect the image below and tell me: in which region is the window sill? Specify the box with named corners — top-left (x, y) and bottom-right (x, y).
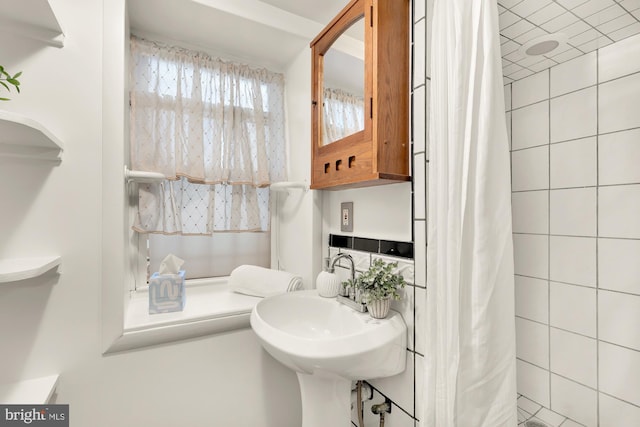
top-left (106, 278), bottom-right (262, 353)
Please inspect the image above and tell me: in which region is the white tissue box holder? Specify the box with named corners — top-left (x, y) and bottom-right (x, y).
top-left (149, 270), bottom-right (186, 314)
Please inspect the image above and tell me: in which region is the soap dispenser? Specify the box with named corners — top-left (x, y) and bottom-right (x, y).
top-left (316, 257), bottom-right (341, 298)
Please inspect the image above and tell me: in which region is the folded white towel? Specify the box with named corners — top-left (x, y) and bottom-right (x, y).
top-left (229, 265), bottom-right (303, 298)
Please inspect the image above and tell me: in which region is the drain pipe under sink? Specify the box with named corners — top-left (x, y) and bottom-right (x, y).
top-left (352, 381), bottom-right (372, 427)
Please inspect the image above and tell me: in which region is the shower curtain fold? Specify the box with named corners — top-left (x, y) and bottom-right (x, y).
top-left (424, 0), bottom-right (517, 426)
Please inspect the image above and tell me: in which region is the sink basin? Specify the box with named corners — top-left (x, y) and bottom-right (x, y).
top-left (250, 289), bottom-right (407, 379)
top-left (250, 290), bottom-right (406, 427)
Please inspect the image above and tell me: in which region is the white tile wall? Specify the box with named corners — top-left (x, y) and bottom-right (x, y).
top-left (513, 234), bottom-right (549, 278)
top-left (599, 184), bottom-right (640, 238)
top-left (414, 152), bottom-right (426, 220)
top-left (517, 360), bottom-right (550, 407)
top-left (549, 236), bottom-right (596, 287)
top-left (413, 86), bottom-right (426, 154)
top-left (512, 71), bottom-right (549, 108)
top-left (598, 238), bottom-right (640, 295)
top-left (414, 0), bottom-right (425, 22)
top-left (510, 33), bottom-right (640, 426)
top-left (425, 0), bottom-right (433, 81)
top-left (599, 392), bottom-right (640, 427)
top-left (598, 33), bottom-right (640, 82)
top-left (550, 51), bottom-right (597, 97)
top-left (511, 191), bottom-right (549, 234)
top-left (414, 354), bottom-right (425, 424)
top-left (512, 146), bottom-right (549, 191)
top-left (504, 83), bottom-right (512, 108)
top-left (598, 290), bottom-right (640, 351)
top-left (599, 72), bottom-right (640, 133)
top-left (414, 19), bottom-right (426, 88)
top-left (414, 286), bottom-right (426, 355)
top-left (549, 187), bottom-right (597, 236)
top-left (599, 128), bottom-right (640, 186)
top-left (549, 328), bottom-right (597, 388)
top-left (549, 137), bottom-right (597, 189)
top-left (515, 276), bottom-right (549, 323)
top-left (414, 18), bottom-right (430, 406)
top-left (550, 374), bottom-right (598, 427)
top-left (390, 284), bottom-right (415, 350)
top-left (414, 221), bottom-right (426, 288)
top-left (516, 317), bottom-right (550, 368)
top-left (512, 101), bottom-right (550, 150)
top-left (599, 341), bottom-right (640, 407)
top-left (505, 111), bottom-right (512, 149)
top-left (550, 87), bottom-right (597, 143)
top-left (549, 282), bottom-right (596, 337)
top-left (425, 81), bottom-right (430, 160)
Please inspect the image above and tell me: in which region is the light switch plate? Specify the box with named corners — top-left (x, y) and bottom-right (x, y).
top-left (341, 202), bottom-right (353, 232)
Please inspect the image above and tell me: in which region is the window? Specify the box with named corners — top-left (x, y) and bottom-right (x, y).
top-left (129, 36), bottom-right (287, 281)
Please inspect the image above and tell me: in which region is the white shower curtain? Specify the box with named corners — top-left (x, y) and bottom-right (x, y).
top-left (424, 0), bottom-right (517, 426)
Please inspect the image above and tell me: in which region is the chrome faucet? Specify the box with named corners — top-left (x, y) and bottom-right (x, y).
top-left (329, 253), bottom-right (355, 294)
top-left (328, 253), bottom-right (367, 312)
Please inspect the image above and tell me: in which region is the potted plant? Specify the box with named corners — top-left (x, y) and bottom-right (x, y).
top-left (0, 65), bottom-right (21, 101)
top-left (355, 258), bottom-right (406, 319)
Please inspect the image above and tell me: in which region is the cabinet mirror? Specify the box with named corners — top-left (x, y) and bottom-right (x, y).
top-left (321, 17), bottom-right (365, 146)
top-left (310, 0), bottom-right (409, 190)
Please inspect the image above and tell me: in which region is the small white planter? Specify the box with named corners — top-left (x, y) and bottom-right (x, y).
top-left (367, 297), bottom-right (391, 319)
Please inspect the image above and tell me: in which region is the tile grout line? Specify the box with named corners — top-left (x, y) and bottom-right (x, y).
top-left (546, 65), bottom-right (552, 412)
top-left (595, 46), bottom-right (601, 427)
top-left (509, 68), bottom-right (640, 113)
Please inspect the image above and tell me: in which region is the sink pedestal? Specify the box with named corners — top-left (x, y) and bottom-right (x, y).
top-left (250, 291), bottom-right (407, 426)
top-left (297, 373), bottom-right (350, 427)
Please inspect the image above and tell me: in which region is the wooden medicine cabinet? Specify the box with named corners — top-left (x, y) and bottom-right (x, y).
top-left (310, 0), bottom-right (410, 190)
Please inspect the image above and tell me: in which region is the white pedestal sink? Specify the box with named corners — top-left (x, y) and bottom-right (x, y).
top-left (250, 290), bottom-right (406, 427)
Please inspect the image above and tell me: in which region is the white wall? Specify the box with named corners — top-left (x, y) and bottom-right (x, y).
top-left (274, 47), bottom-right (324, 289)
top-left (323, 183), bottom-right (412, 242)
top-left (507, 33), bottom-right (640, 426)
top-left (0, 1), bottom-right (300, 425)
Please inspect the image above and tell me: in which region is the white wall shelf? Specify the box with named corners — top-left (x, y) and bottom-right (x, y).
top-left (0, 0), bottom-right (64, 48)
top-left (0, 256), bottom-right (61, 283)
top-left (0, 375), bottom-right (59, 404)
top-left (0, 110), bottom-right (64, 161)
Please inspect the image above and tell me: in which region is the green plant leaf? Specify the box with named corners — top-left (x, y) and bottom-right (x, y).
top-left (0, 97), bottom-right (10, 101)
top-left (12, 71), bottom-right (22, 79)
top-left (7, 78), bottom-right (19, 86)
top-left (0, 81), bottom-right (8, 91)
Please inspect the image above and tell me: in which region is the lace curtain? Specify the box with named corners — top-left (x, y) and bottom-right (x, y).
top-left (130, 37), bottom-right (287, 234)
top-left (322, 87), bottom-right (365, 145)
